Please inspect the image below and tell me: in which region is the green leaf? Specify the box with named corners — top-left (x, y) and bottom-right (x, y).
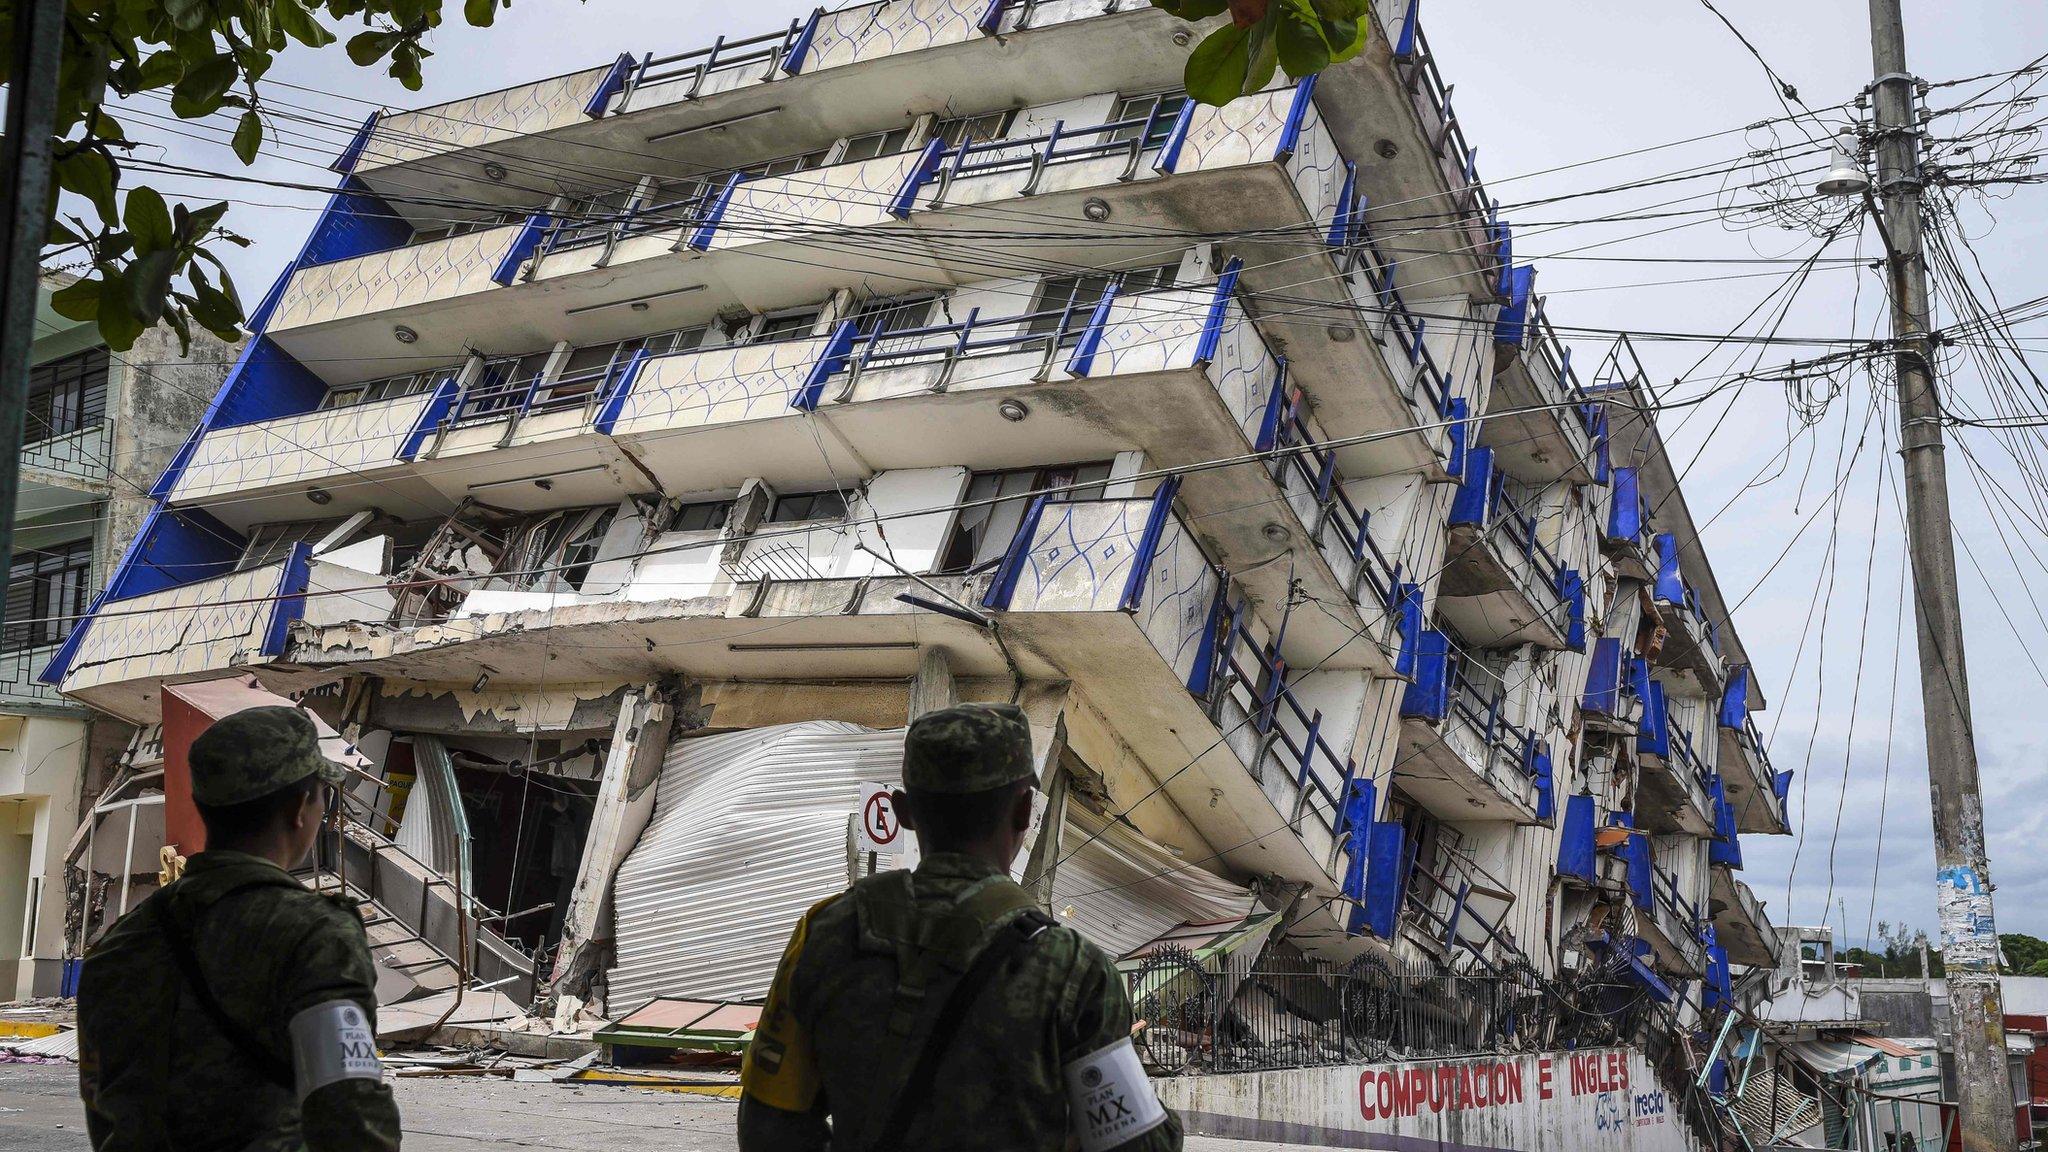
top-left (48, 277), bottom-right (103, 322)
top-left (163, 0), bottom-right (210, 32)
top-left (232, 110), bottom-right (263, 164)
top-left (346, 29), bottom-right (400, 66)
top-left (170, 52), bottom-right (239, 117)
top-left (136, 49), bottom-right (185, 89)
top-left (163, 306), bottom-right (195, 357)
top-left (1185, 23), bottom-right (1252, 107)
top-left (56, 149), bottom-right (120, 219)
top-left (464, 0), bottom-right (499, 26)
top-left (180, 200), bottom-right (231, 241)
top-left (1273, 0), bottom-right (1331, 80)
top-left (125, 186), bottom-right (175, 251)
top-left (273, 0), bottom-right (336, 47)
top-left (124, 249), bottom-right (180, 326)
top-left (1324, 16), bottom-right (1366, 64)
top-left (97, 277), bottom-right (146, 351)
top-left (390, 40), bottom-right (427, 90)
top-left (1244, 10), bottom-right (1279, 93)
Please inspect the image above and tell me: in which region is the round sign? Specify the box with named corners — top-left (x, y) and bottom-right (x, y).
top-left (863, 791), bottom-right (899, 847)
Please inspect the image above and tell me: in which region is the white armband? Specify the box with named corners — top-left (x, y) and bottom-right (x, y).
top-left (287, 999), bottom-right (382, 1100)
top-left (1064, 1037), bottom-right (1167, 1151)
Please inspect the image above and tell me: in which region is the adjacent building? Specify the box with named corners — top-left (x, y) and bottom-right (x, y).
top-left (3, 274), bottom-right (221, 998)
top-left (44, 0), bottom-right (1791, 1141)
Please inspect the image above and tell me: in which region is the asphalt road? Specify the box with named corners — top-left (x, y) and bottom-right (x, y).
top-left (0, 1062), bottom-right (1290, 1149)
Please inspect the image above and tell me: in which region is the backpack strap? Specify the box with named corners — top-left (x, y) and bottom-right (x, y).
top-left (150, 876), bottom-right (305, 1089)
top-left (860, 903), bottom-right (1056, 1152)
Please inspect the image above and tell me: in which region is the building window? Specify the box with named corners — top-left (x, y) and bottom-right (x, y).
top-left (751, 308), bottom-right (823, 344)
top-left (840, 127), bottom-right (913, 164)
top-left (932, 109), bottom-right (1015, 151)
top-left (767, 490), bottom-right (848, 524)
top-left (3, 539), bottom-right (94, 652)
top-left (1108, 92), bottom-right (1187, 148)
top-left (852, 295), bottom-right (939, 338)
top-left (463, 351), bottom-right (554, 418)
top-left (26, 347), bottom-right (109, 443)
top-left (411, 207), bottom-right (525, 246)
top-left (496, 506), bottom-right (619, 593)
top-left (670, 501), bottom-right (732, 533)
top-left (937, 462), bottom-right (1112, 574)
top-left (1023, 264), bottom-right (1177, 337)
top-left (746, 149), bottom-right (832, 178)
top-left (320, 369), bottom-right (442, 410)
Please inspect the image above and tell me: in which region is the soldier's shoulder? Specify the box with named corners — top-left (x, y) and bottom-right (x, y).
top-left (222, 878), bottom-right (364, 937)
top-left (1028, 919), bottom-right (1117, 973)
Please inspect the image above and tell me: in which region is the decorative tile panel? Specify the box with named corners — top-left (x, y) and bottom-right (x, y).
top-left (1284, 99), bottom-right (1345, 239)
top-left (607, 335), bottom-right (829, 437)
top-left (1176, 86), bottom-right (1295, 174)
top-left (168, 392), bottom-right (434, 504)
top-left (359, 63), bottom-right (619, 170)
top-left (1004, 499), bottom-right (1219, 686)
top-left (700, 153), bottom-right (924, 252)
top-left (806, 0), bottom-right (987, 72)
top-left (62, 562), bottom-right (290, 695)
top-left (268, 224), bottom-right (520, 332)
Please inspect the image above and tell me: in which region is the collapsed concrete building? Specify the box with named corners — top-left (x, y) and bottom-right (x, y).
top-left (41, 0), bottom-right (1792, 1142)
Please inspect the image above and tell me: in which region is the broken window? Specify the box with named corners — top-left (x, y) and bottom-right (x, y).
top-left (852, 294), bottom-right (939, 338)
top-left (751, 307), bottom-right (823, 344)
top-left (670, 501), bottom-right (732, 533)
top-left (390, 503), bottom-right (520, 625)
top-left (936, 462), bottom-right (1112, 574)
top-left (457, 350), bottom-right (553, 422)
top-left (493, 505), bottom-right (620, 593)
top-left (410, 206), bottom-right (526, 246)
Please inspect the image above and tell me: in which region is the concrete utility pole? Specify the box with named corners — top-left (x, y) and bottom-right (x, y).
top-left (0, 0), bottom-right (68, 636)
top-left (1864, 3), bottom-right (2013, 1148)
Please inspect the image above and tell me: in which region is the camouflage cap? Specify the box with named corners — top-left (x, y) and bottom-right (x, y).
top-left (189, 706), bottom-right (345, 807)
top-left (902, 702), bottom-right (1035, 794)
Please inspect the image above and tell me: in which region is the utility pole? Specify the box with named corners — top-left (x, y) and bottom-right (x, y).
top-left (1864, 2), bottom-right (2013, 1148)
top-left (0, 0), bottom-right (68, 636)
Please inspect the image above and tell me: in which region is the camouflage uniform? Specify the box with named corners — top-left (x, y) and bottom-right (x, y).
top-left (738, 703), bottom-right (1184, 1152)
top-left (77, 707), bottom-right (400, 1151)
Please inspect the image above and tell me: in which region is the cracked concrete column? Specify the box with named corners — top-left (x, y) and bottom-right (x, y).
top-left (543, 684), bottom-right (680, 1009)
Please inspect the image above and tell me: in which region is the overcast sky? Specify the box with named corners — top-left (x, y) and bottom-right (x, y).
top-left (103, 0), bottom-right (2048, 949)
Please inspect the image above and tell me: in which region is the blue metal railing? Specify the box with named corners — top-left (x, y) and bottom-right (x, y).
top-left (1444, 655), bottom-right (1542, 794)
top-left (1666, 722), bottom-right (1718, 809)
top-left (1199, 597), bottom-right (1358, 831)
top-left (623, 15), bottom-right (816, 99)
top-left (904, 104), bottom-right (1187, 208)
top-left (1265, 389), bottom-right (1403, 611)
top-left (1390, 12), bottom-right (1506, 283)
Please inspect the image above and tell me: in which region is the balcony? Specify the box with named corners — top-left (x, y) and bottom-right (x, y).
top-left (1630, 662), bottom-right (1714, 836)
top-left (1650, 533), bottom-right (1724, 694)
top-left (1708, 869), bottom-right (1777, 967)
top-left (1401, 839), bottom-right (1528, 971)
top-left (169, 281), bottom-right (1406, 670)
top-left (0, 646), bottom-right (75, 712)
top-left (1579, 635), bottom-right (1642, 737)
top-left (19, 422), bottom-right (113, 515)
top-left (1718, 672), bottom-right (1790, 836)
top-left (53, 546), bottom-right (394, 724)
top-left (1488, 273), bottom-right (1599, 484)
top-left (270, 489), bottom-right (1369, 916)
top-left (1436, 447), bottom-right (1579, 650)
top-left (1396, 641), bottom-right (1549, 824)
top-left (1643, 864), bottom-right (1708, 978)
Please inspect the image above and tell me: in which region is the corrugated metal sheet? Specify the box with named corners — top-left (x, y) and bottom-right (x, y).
top-left (1049, 802), bottom-right (1259, 960)
top-left (393, 735), bottom-right (471, 894)
top-left (608, 722), bottom-right (904, 1010)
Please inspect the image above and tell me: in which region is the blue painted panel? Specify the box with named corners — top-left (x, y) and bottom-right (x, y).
top-left (1443, 396), bottom-right (1470, 478)
top-left (493, 214), bottom-right (553, 284)
top-left (1610, 813), bottom-right (1654, 912)
top-left (1774, 769), bottom-right (1793, 803)
top-left (793, 321), bottom-right (859, 411)
top-left (1583, 636), bottom-right (1624, 716)
top-left (1392, 582), bottom-right (1423, 679)
top-left (1494, 265), bottom-right (1535, 346)
top-left (1557, 567), bottom-right (1587, 652)
top-left (583, 53), bottom-right (636, 117)
top-left (1557, 794), bottom-right (1597, 882)
top-left (301, 182), bottom-right (412, 268)
top-left (1119, 477), bottom-right (1182, 611)
top-left (1448, 446), bottom-right (1494, 527)
top-left (1607, 466), bottom-right (1642, 542)
top-left (1636, 676), bottom-right (1670, 759)
top-left (1719, 664), bottom-right (1751, 729)
top-left (1531, 743), bottom-right (1554, 822)
top-left (1193, 257), bottom-right (1244, 365)
top-left (782, 10), bottom-right (821, 73)
top-left (1710, 774), bottom-right (1744, 869)
top-left (1357, 820), bottom-right (1408, 938)
top-left (1339, 776), bottom-right (1378, 904)
top-left (329, 112), bottom-right (379, 174)
top-left (1653, 532), bottom-right (1684, 603)
top-left (1399, 631), bottom-right (1451, 722)
top-left (1153, 99), bottom-right (1198, 174)
top-left (1185, 576), bottom-right (1228, 698)
top-left (261, 542), bottom-right (315, 657)
top-left (1273, 75), bottom-right (1320, 160)
top-left (890, 140), bottom-right (946, 217)
top-left (1063, 283), bottom-right (1121, 377)
top-left (980, 495), bottom-right (1049, 611)
top-left (398, 376), bottom-right (461, 461)
top-left (1618, 940), bottom-right (1675, 1003)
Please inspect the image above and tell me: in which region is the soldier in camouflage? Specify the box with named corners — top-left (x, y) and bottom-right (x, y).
top-left (740, 702), bottom-right (1184, 1151)
top-left (78, 706), bottom-right (400, 1151)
